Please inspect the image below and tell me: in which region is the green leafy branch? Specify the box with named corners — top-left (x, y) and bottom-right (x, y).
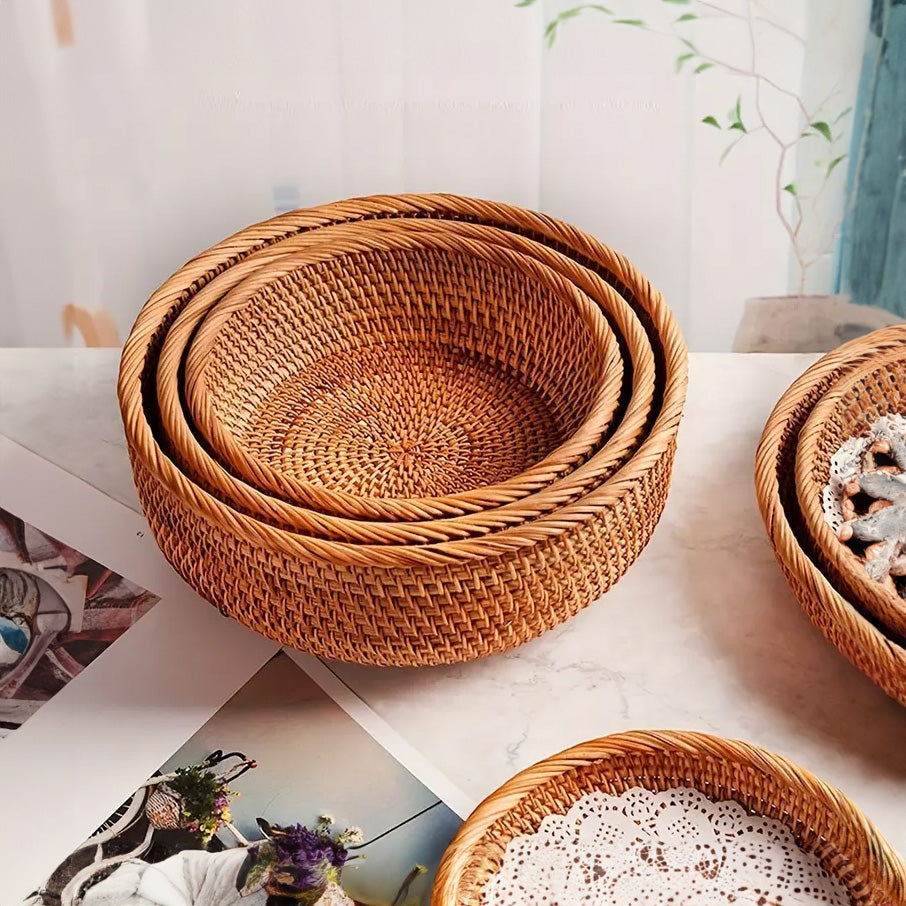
top-left (522, 0), bottom-right (856, 292)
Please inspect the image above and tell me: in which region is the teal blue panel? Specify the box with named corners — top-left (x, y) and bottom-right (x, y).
top-left (839, 0), bottom-right (906, 315)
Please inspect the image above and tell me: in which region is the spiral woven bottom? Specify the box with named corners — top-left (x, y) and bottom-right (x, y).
top-left (241, 341), bottom-right (566, 499)
top-left (131, 440), bottom-right (675, 666)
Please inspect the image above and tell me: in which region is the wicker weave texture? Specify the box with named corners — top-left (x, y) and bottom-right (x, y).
top-left (153, 218), bottom-right (657, 542)
top-left (132, 439), bottom-right (674, 665)
top-left (119, 193), bottom-right (688, 664)
top-left (432, 730), bottom-right (906, 906)
top-left (188, 241), bottom-right (618, 504)
top-left (796, 347), bottom-right (906, 640)
top-left (755, 326), bottom-right (906, 706)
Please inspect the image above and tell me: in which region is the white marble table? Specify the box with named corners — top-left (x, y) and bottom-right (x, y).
top-left (3, 349), bottom-right (906, 852)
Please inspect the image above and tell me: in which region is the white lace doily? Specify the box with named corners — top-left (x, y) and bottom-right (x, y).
top-left (483, 788), bottom-right (849, 906)
top-left (822, 414), bottom-right (906, 533)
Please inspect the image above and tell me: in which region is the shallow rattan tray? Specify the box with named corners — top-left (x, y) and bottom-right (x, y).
top-left (119, 194), bottom-right (687, 665)
top-left (152, 219), bottom-right (656, 543)
top-left (796, 342), bottom-right (906, 641)
top-left (755, 325), bottom-right (906, 705)
top-left (432, 730), bottom-right (906, 905)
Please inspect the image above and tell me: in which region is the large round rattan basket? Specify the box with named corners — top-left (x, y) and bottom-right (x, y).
top-left (796, 343), bottom-right (906, 641)
top-left (119, 194), bottom-right (688, 666)
top-left (432, 730), bottom-right (906, 906)
top-left (755, 325), bottom-right (906, 705)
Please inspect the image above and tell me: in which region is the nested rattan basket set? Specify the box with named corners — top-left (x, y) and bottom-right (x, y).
top-left (118, 193), bottom-right (688, 668)
top-left (118, 197), bottom-right (906, 903)
top-left (756, 325), bottom-right (906, 707)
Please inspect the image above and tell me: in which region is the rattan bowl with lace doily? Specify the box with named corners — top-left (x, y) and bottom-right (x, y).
top-left (432, 730), bottom-right (906, 906)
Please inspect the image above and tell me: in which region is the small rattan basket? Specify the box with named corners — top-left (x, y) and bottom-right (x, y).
top-left (796, 342), bottom-right (906, 641)
top-left (432, 730), bottom-right (906, 906)
top-left (755, 325), bottom-right (906, 706)
top-left (119, 194), bottom-right (687, 665)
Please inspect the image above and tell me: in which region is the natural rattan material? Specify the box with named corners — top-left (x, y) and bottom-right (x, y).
top-left (119, 194), bottom-right (687, 664)
top-left (432, 730), bottom-right (906, 906)
top-left (797, 343), bottom-right (906, 640)
top-left (755, 325), bottom-right (906, 706)
top-left (188, 240), bottom-right (618, 505)
top-left (130, 435), bottom-right (676, 663)
top-left (153, 218), bottom-right (656, 542)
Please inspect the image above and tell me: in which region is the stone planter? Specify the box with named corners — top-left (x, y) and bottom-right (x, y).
top-left (733, 294), bottom-right (902, 353)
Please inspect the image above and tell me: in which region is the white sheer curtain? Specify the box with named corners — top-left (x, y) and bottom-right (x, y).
top-left (0, 0), bottom-right (868, 350)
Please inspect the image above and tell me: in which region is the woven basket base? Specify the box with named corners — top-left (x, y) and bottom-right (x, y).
top-left (241, 340), bottom-right (566, 499)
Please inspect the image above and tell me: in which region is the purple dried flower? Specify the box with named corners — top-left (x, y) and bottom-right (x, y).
top-left (271, 823), bottom-right (349, 890)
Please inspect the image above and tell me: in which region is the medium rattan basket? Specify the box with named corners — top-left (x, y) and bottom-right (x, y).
top-left (755, 325), bottom-right (906, 706)
top-left (796, 342), bottom-right (906, 641)
top-left (151, 219), bottom-right (657, 543)
top-left (182, 232), bottom-right (621, 516)
top-left (119, 194), bottom-right (687, 665)
top-left (432, 730), bottom-right (906, 906)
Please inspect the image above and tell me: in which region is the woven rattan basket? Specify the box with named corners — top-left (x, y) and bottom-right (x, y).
top-left (755, 325), bottom-right (906, 705)
top-left (796, 343), bottom-right (906, 641)
top-left (157, 221), bottom-right (655, 544)
top-left (152, 219), bottom-right (657, 543)
top-left (432, 730), bottom-right (906, 905)
top-left (119, 194), bottom-right (687, 665)
top-left (183, 233), bottom-right (621, 515)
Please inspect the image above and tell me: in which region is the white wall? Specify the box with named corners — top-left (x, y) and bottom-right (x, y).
top-left (0, 0), bottom-right (870, 350)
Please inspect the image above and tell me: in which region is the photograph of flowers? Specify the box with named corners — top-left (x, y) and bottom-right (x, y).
top-left (23, 652), bottom-right (462, 906)
top-left (0, 505), bottom-right (160, 737)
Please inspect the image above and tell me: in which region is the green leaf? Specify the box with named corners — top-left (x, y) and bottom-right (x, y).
top-left (693, 62), bottom-right (714, 73)
top-left (661, 0), bottom-right (691, 4)
top-left (680, 38), bottom-right (698, 51)
top-left (545, 20), bottom-right (558, 46)
top-left (613, 18), bottom-right (645, 25)
top-left (560, 7), bottom-right (584, 19)
top-left (783, 183), bottom-right (798, 196)
top-left (834, 106), bottom-right (853, 124)
top-left (675, 52), bottom-right (695, 71)
top-left (733, 95), bottom-right (742, 123)
top-left (826, 154), bottom-right (847, 177)
top-left (729, 121), bottom-right (747, 133)
top-left (701, 115), bottom-right (720, 128)
top-left (515, 0), bottom-right (537, 6)
top-left (675, 12), bottom-right (697, 21)
top-left (810, 120), bottom-right (832, 141)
